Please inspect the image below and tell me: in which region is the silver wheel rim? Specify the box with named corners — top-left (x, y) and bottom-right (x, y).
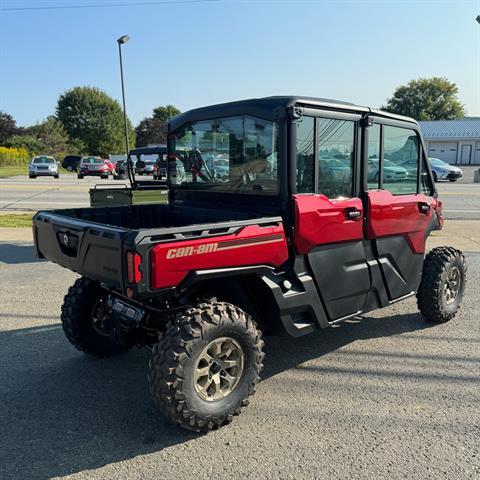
top-left (194, 337), bottom-right (244, 402)
top-left (443, 266), bottom-right (461, 305)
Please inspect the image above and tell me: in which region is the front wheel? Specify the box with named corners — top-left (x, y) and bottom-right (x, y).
top-left (61, 277), bottom-right (130, 356)
top-left (432, 171), bottom-right (438, 182)
top-left (449, 178), bottom-right (457, 182)
top-left (417, 247), bottom-right (467, 323)
top-left (77, 174), bottom-right (83, 179)
top-left (148, 302), bottom-right (264, 432)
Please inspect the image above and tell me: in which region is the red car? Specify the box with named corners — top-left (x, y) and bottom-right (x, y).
top-left (103, 159), bottom-right (116, 174)
top-left (77, 157), bottom-right (110, 179)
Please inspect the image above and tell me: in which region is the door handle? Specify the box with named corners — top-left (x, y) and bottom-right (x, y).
top-left (418, 202), bottom-right (430, 215)
top-left (344, 208), bottom-right (362, 221)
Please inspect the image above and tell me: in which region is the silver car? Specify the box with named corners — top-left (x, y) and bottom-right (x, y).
top-left (28, 156), bottom-right (59, 179)
top-left (429, 157), bottom-right (463, 182)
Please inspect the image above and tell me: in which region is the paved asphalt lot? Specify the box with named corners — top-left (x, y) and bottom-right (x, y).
top-left (0, 174), bottom-right (479, 479)
top-left (1, 174), bottom-right (480, 220)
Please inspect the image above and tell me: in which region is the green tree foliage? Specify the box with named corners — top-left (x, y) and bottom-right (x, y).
top-left (25, 116), bottom-right (71, 157)
top-left (0, 111), bottom-right (19, 144)
top-left (5, 135), bottom-right (44, 154)
top-left (153, 105), bottom-right (181, 122)
top-left (383, 77), bottom-right (466, 121)
top-left (57, 86), bottom-right (135, 156)
top-left (135, 105), bottom-right (181, 147)
top-left (135, 116), bottom-right (166, 147)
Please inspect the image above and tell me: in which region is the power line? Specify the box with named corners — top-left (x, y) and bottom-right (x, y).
top-left (1, 0), bottom-right (226, 12)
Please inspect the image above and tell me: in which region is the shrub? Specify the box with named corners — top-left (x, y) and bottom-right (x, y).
top-left (0, 146), bottom-right (31, 167)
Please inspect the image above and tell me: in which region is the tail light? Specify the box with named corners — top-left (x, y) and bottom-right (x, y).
top-left (126, 252), bottom-right (142, 283)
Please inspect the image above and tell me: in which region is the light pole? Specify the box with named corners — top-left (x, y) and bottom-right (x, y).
top-left (117, 35), bottom-right (130, 160)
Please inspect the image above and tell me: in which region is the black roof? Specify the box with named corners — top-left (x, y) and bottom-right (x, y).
top-left (129, 145), bottom-right (166, 155)
top-left (168, 96), bottom-right (416, 132)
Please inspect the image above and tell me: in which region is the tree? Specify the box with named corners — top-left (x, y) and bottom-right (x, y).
top-left (57, 86), bottom-right (135, 156)
top-left (135, 116), bottom-right (166, 147)
top-left (135, 105), bottom-right (181, 148)
top-left (0, 111), bottom-right (19, 144)
top-left (26, 116), bottom-right (71, 156)
top-left (382, 77), bottom-right (466, 121)
top-left (153, 104), bottom-right (181, 122)
top-left (5, 135), bottom-right (44, 154)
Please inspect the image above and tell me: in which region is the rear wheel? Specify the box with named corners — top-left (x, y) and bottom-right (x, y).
top-left (29, 174), bottom-right (36, 179)
top-left (77, 174), bottom-right (83, 179)
top-left (54, 174), bottom-right (59, 179)
top-left (148, 302), bottom-right (264, 432)
top-left (417, 247), bottom-right (466, 323)
top-left (61, 277), bottom-right (130, 356)
top-left (432, 171), bottom-right (438, 182)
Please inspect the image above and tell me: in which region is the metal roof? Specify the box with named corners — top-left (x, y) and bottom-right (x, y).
top-left (419, 118), bottom-right (480, 140)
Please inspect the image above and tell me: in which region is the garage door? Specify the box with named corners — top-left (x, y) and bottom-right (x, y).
top-left (428, 142), bottom-right (458, 164)
top-left (475, 142), bottom-right (480, 165)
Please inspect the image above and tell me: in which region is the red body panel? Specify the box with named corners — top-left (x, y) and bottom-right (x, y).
top-left (293, 194), bottom-right (364, 255)
top-left (366, 190), bottom-right (437, 254)
top-left (150, 224), bottom-right (289, 289)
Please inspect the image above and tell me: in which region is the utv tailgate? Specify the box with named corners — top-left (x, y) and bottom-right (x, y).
top-left (33, 211), bottom-right (129, 289)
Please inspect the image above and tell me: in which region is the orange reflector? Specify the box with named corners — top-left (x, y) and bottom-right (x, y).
top-left (126, 252), bottom-right (142, 284)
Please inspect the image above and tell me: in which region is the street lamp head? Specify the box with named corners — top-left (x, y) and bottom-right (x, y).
top-left (476, 15), bottom-right (480, 24)
top-left (117, 35), bottom-right (130, 45)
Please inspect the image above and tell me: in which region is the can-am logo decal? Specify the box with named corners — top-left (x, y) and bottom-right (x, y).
top-left (166, 242), bottom-right (218, 259)
top-left (165, 234), bottom-right (284, 260)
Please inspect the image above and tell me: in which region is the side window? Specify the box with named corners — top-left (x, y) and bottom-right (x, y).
top-left (318, 118), bottom-right (354, 198)
top-left (367, 123), bottom-right (381, 189)
top-left (420, 155), bottom-right (434, 195)
top-left (383, 126), bottom-right (419, 195)
top-left (296, 116), bottom-right (314, 193)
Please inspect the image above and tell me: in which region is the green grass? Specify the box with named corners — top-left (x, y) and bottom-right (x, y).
top-left (0, 213), bottom-right (34, 228)
top-left (0, 166), bottom-right (26, 178)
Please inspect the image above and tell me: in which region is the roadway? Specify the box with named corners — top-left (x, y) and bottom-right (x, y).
top-left (1, 175), bottom-right (480, 220)
top-left (0, 229), bottom-right (478, 479)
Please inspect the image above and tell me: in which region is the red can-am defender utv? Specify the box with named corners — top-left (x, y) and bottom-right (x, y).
top-left (33, 96), bottom-right (466, 432)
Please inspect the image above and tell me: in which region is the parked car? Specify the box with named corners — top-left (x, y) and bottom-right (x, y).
top-left (33, 96), bottom-right (466, 433)
top-left (103, 159), bottom-right (116, 174)
top-left (61, 155), bottom-right (82, 172)
top-left (429, 157), bottom-right (463, 182)
top-left (29, 156), bottom-right (59, 179)
top-left (113, 160), bottom-right (128, 180)
top-left (77, 156), bottom-right (110, 179)
top-left (135, 159), bottom-right (156, 175)
top-left (367, 158), bottom-right (408, 182)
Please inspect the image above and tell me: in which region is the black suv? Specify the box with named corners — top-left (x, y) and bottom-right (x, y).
top-left (62, 155), bottom-right (82, 172)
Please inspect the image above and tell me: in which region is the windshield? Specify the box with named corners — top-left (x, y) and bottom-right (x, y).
top-left (430, 158), bottom-right (446, 166)
top-left (169, 115), bottom-right (279, 195)
top-left (33, 157), bottom-right (55, 164)
top-left (82, 157), bottom-right (103, 164)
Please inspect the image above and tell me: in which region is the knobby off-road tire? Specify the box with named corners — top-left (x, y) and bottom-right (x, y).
top-left (61, 277), bottom-right (130, 357)
top-left (148, 302), bottom-right (264, 432)
top-left (417, 247), bottom-right (466, 323)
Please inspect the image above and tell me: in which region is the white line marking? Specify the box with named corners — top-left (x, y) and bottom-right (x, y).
top-left (12, 325), bottom-right (61, 336)
top-left (443, 210), bottom-right (480, 213)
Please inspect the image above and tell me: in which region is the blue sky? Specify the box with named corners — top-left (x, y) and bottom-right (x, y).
top-left (1, 0), bottom-right (479, 127)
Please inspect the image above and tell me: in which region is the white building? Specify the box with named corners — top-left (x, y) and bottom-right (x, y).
top-left (419, 118), bottom-right (480, 165)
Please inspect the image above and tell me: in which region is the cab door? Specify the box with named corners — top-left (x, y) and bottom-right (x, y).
top-left (293, 113), bottom-right (371, 321)
top-left (364, 120), bottom-right (437, 300)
